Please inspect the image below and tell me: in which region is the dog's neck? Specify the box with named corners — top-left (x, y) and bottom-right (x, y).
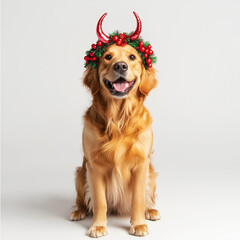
top-left (86, 92), bottom-right (149, 137)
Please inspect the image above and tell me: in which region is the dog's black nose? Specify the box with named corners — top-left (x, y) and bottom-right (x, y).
top-left (113, 61), bottom-right (128, 73)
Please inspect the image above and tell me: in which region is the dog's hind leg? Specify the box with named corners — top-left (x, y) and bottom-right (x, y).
top-left (70, 158), bottom-right (88, 221)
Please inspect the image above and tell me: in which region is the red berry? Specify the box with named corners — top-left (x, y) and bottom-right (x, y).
top-left (148, 63), bottom-right (152, 68)
top-left (148, 50), bottom-right (153, 55)
top-left (146, 58), bottom-right (152, 64)
top-left (136, 46), bottom-right (140, 50)
top-left (90, 52), bottom-right (94, 57)
top-left (112, 35), bottom-right (118, 41)
top-left (84, 56), bottom-right (89, 61)
top-left (97, 41), bottom-right (103, 46)
top-left (92, 56), bottom-right (97, 61)
top-left (91, 44), bottom-right (96, 49)
top-left (145, 49), bottom-right (149, 54)
top-left (140, 47), bottom-right (145, 52)
top-left (119, 33), bottom-right (124, 38)
top-left (90, 57), bottom-right (93, 61)
top-left (144, 53), bottom-right (148, 58)
top-left (116, 39), bottom-right (122, 45)
top-left (147, 44), bottom-right (152, 49)
top-left (139, 41), bottom-right (144, 47)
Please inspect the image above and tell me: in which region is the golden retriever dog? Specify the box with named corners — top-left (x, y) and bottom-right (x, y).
top-left (70, 42), bottom-right (160, 237)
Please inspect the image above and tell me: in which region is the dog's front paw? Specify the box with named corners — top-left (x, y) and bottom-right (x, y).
top-left (145, 209), bottom-right (161, 221)
top-left (87, 226), bottom-right (108, 238)
top-left (70, 209), bottom-right (86, 221)
top-left (129, 224), bottom-right (148, 237)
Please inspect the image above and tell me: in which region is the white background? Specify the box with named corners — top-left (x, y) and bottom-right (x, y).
top-left (1, 0), bottom-right (240, 239)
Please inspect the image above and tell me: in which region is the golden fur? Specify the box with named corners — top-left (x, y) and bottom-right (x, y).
top-left (70, 44), bottom-right (160, 237)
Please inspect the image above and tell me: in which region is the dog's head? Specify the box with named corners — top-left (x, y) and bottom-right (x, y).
top-left (83, 12), bottom-right (157, 100)
top-left (83, 44), bottom-right (157, 99)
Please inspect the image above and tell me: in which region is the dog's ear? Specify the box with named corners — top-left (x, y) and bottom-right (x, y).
top-left (139, 66), bottom-right (157, 96)
top-left (83, 67), bottom-right (99, 95)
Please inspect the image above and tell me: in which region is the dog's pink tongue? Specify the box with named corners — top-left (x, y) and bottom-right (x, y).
top-left (113, 82), bottom-right (128, 92)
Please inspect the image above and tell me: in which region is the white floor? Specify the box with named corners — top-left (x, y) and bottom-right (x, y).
top-left (2, 149), bottom-right (240, 240)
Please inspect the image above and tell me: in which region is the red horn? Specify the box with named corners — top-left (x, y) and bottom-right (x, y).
top-left (129, 12), bottom-right (142, 41)
top-left (96, 13), bottom-right (110, 44)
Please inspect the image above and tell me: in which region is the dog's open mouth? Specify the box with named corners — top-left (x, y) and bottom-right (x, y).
top-left (104, 77), bottom-right (136, 97)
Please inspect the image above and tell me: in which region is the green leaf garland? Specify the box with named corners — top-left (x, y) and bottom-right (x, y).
top-left (84, 32), bottom-right (157, 69)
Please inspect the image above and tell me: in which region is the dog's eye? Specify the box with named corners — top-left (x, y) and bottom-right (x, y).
top-left (129, 55), bottom-right (136, 60)
top-left (105, 54), bottom-right (112, 60)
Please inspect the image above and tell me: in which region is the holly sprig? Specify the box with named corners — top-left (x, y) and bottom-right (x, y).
top-left (84, 32), bottom-right (157, 69)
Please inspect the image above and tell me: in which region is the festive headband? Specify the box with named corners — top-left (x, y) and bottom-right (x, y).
top-left (84, 12), bottom-right (157, 70)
